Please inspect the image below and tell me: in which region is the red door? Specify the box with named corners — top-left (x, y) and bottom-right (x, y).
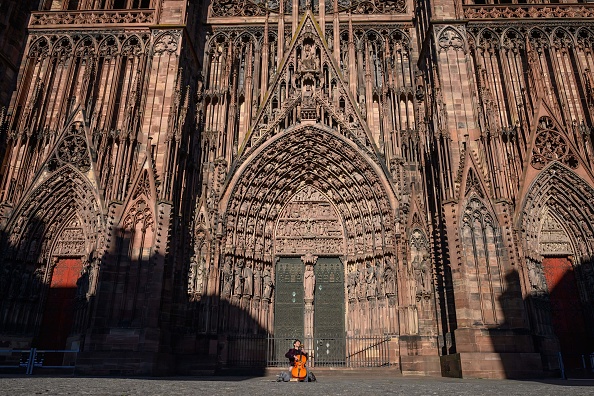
top-left (542, 257), bottom-right (592, 370)
top-left (36, 258), bottom-right (83, 359)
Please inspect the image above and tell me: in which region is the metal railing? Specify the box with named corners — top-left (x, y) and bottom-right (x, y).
top-left (558, 352), bottom-right (594, 379)
top-left (0, 348), bottom-right (78, 375)
top-left (226, 335), bottom-right (391, 368)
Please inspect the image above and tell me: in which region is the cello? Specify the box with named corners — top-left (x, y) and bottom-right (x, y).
top-left (291, 346), bottom-right (308, 381)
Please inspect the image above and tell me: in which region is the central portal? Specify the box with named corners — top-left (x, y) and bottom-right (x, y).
top-left (274, 256), bottom-right (345, 365)
top-left (273, 186), bottom-right (346, 365)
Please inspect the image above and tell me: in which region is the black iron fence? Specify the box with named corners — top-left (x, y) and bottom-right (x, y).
top-left (559, 352), bottom-right (594, 379)
top-left (226, 335), bottom-right (392, 368)
top-left (0, 348), bottom-right (78, 374)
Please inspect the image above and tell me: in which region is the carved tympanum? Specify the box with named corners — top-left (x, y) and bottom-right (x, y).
top-left (275, 186), bottom-right (344, 255)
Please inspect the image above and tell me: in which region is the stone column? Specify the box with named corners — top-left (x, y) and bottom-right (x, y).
top-left (301, 253), bottom-right (317, 360)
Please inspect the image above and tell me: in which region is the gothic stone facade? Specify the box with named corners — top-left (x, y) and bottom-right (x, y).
top-left (0, 0), bottom-right (594, 379)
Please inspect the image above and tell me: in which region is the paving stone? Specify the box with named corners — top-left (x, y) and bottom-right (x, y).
top-left (0, 375), bottom-right (593, 396)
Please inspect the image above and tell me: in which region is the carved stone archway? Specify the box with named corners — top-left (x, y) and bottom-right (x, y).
top-left (218, 124), bottom-right (399, 336)
top-left (0, 165), bottom-right (103, 339)
top-left (519, 162), bottom-right (594, 368)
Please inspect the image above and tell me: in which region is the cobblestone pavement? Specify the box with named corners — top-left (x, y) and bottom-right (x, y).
top-left (0, 374), bottom-right (593, 396)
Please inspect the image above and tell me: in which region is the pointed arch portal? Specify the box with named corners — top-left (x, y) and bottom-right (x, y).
top-left (520, 162), bottom-right (594, 368)
top-left (219, 124), bottom-right (399, 342)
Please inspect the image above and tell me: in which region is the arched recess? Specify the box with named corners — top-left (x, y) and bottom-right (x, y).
top-left (107, 168), bottom-right (156, 327)
top-left (216, 124), bottom-right (399, 336)
top-left (188, 210), bottom-right (210, 303)
top-left (460, 195), bottom-right (505, 326)
top-left (518, 162), bottom-right (594, 357)
top-left (404, 226), bottom-right (431, 335)
top-left (0, 164), bottom-right (103, 339)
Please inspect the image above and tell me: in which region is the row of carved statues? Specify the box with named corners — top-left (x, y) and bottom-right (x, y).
top-left (346, 256), bottom-right (397, 300)
top-left (0, 265), bottom-right (45, 301)
top-left (188, 253), bottom-right (439, 303)
top-left (0, 259), bottom-right (92, 302)
top-left (220, 256), bottom-right (275, 300)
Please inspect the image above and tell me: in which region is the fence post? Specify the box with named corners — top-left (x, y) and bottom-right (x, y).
top-left (26, 348), bottom-right (36, 375)
top-left (559, 351), bottom-right (566, 380)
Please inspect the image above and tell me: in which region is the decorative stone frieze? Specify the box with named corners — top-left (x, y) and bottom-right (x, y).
top-left (29, 9), bottom-right (155, 29)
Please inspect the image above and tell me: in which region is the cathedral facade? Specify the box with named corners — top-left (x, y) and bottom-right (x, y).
top-left (1, 0), bottom-right (594, 378)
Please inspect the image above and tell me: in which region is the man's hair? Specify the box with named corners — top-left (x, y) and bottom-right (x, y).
top-left (293, 339), bottom-right (301, 346)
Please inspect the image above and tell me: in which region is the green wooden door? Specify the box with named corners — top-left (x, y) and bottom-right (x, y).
top-left (313, 257), bottom-right (345, 365)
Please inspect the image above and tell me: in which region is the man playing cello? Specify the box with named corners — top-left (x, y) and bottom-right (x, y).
top-left (277, 339), bottom-right (315, 382)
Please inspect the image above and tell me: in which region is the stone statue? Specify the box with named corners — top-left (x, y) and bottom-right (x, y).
top-left (420, 254), bottom-right (433, 293)
top-left (29, 266), bottom-right (44, 300)
top-left (304, 264), bottom-right (315, 301)
top-left (347, 269), bottom-right (357, 300)
top-left (76, 266), bottom-right (90, 299)
top-left (188, 257), bottom-right (197, 292)
top-left (243, 263), bottom-right (253, 297)
top-left (253, 262), bottom-right (262, 298)
top-left (384, 257), bottom-right (396, 296)
top-left (357, 267), bottom-right (366, 299)
top-left (302, 42), bottom-right (316, 70)
top-left (234, 257), bottom-right (244, 296)
top-left (375, 259), bottom-right (385, 297)
top-left (221, 256), bottom-right (233, 297)
top-left (262, 266), bottom-right (273, 300)
top-left (196, 257), bottom-right (206, 296)
top-left (365, 261), bottom-right (376, 298)
top-left (528, 261), bottom-right (546, 293)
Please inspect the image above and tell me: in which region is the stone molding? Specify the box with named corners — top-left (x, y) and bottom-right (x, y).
top-left (29, 9), bottom-right (155, 29)
top-left (465, 4), bottom-right (594, 20)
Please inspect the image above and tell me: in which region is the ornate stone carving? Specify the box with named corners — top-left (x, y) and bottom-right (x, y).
top-left (209, 0), bottom-right (405, 17)
top-left (188, 256), bottom-right (206, 300)
top-left (210, 0), bottom-right (267, 17)
top-left (352, 0), bottom-right (406, 14)
top-left (437, 26), bottom-right (466, 53)
top-left (154, 31), bottom-right (180, 55)
top-left (531, 117), bottom-right (579, 170)
top-left (410, 228), bottom-right (430, 301)
top-left (122, 199), bottom-right (154, 232)
top-left (465, 168), bottom-right (484, 198)
top-left (464, 5), bottom-right (594, 21)
top-left (221, 255), bottom-right (234, 298)
top-left (28, 37), bottom-right (50, 59)
top-left (275, 186), bottom-right (344, 255)
top-left (411, 254), bottom-right (431, 301)
top-left (262, 265), bottom-right (274, 300)
top-left (365, 260), bottom-right (377, 299)
top-left (539, 211), bottom-right (573, 256)
top-left (53, 217), bottom-right (86, 257)
top-left (527, 257), bottom-right (548, 295)
top-left (243, 261), bottom-right (254, 297)
top-left (383, 256), bottom-right (396, 297)
top-left (48, 122), bottom-right (91, 172)
top-left (29, 10), bottom-right (155, 28)
top-left (304, 263), bottom-right (316, 302)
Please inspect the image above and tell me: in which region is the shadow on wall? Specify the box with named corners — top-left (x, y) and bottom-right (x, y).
top-left (0, 219), bottom-right (277, 376)
top-left (492, 266), bottom-right (594, 379)
top-left (439, 264), bottom-right (594, 380)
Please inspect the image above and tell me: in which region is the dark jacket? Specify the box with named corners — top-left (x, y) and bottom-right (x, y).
top-left (285, 348), bottom-right (307, 366)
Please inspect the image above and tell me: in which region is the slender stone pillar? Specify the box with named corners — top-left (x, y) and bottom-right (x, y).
top-left (302, 253), bottom-right (317, 360)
